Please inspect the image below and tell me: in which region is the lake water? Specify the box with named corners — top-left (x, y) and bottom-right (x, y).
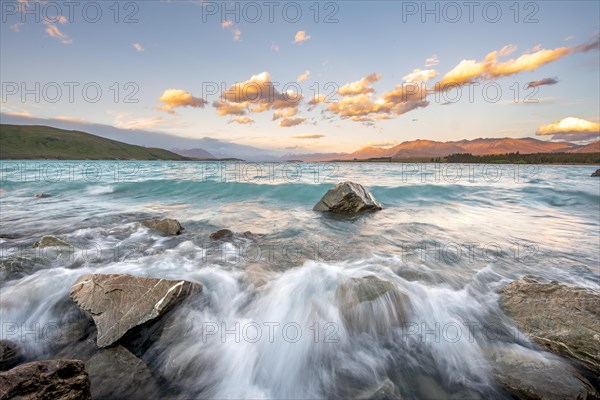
top-left (1, 161), bottom-right (599, 398)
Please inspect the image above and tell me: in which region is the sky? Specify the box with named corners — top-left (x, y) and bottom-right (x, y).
top-left (1, 0), bottom-right (599, 154)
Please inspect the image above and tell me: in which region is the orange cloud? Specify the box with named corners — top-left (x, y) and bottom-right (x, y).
top-left (279, 117), bottom-right (306, 127)
top-left (536, 117), bottom-right (600, 142)
top-left (291, 134), bottom-right (325, 139)
top-left (157, 89), bottom-right (207, 114)
top-left (43, 20), bottom-right (72, 44)
top-left (338, 73), bottom-right (381, 96)
top-left (297, 70), bottom-right (310, 82)
top-left (293, 31), bottom-right (311, 44)
top-left (133, 43), bottom-right (144, 52)
top-left (228, 116), bottom-right (254, 125)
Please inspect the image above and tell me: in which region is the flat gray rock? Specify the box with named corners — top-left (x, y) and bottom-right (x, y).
top-left (313, 182), bottom-right (383, 213)
top-left (141, 219), bottom-right (183, 235)
top-left (70, 274), bottom-right (201, 348)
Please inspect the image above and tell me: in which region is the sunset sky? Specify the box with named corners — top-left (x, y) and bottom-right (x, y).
top-left (1, 1), bottom-right (599, 153)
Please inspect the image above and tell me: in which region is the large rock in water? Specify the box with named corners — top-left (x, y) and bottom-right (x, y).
top-left (499, 276), bottom-right (600, 373)
top-left (0, 341), bottom-right (23, 371)
top-left (313, 182), bottom-right (383, 213)
top-left (141, 218), bottom-right (183, 235)
top-left (0, 359), bottom-right (91, 400)
top-left (32, 235), bottom-right (71, 248)
top-left (592, 169), bottom-right (600, 177)
top-left (70, 274), bottom-right (201, 348)
top-left (85, 345), bottom-right (160, 400)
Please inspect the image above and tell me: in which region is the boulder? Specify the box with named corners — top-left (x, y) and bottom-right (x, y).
top-left (0, 359), bottom-right (91, 400)
top-left (141, 219), bottom-right (183, 235)
top-left (32, 235), bottom-right (71, 248)
top-left (0, 257), bottom-right (39, 283)
top-left (335, 275), bottom-right (409, 335)
top-left (85, 345), bottom-right (160, 400)
top-left (592, 169), bottom-right (600, 177)
top-left (209, 229), bottom-right (261, 242)
top-left (70, 274), bottom-right (201, 348)
top-left (491, 346), bottom-right (598, 400)
top-left (313, 182), bottom-right (383, 213)
top-left (0, 341), bottom-right (23, 371)
top-left (499, 276), bottom-right (600, 373)
top-left (35, 193), bottom-right (52, 198)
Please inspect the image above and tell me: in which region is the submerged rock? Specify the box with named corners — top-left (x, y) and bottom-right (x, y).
top-left (335, 275), bottom-right (409, 335)
top-left (313, 182), bottom-right (383, 213)
top-left (33, 235), bottom-right (72, 248)
top-left (357, 378), bottom-right (403, 400)
top-left (500, 276), bottom-right (600, 373)
top-left (35, 193), bottom-right (52, 198)
top-left (141, 218), bottom-right (183, 235)
top-left (70, 274), bottom-right (202, 348)
top-left (85, 345), bottom-right (160, 400)
top-left (0, 257), bottom-right (39, 283)
top-left (209, 229), bottom-right (262, 242)
top-left (0, 359), bottom-right (91, 400)
top-left (491, 346), bottom-right (598, 400)
top-left (0, 341), bottom-right (23, 371)
top-left (592, 169), bottom-right (600, 177)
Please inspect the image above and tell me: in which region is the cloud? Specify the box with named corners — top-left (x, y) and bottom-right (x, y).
top-left (437, 38), bottom-right (599, 88)
top-left (157, 89), bottom-right (207, 114)
top-left (291, 134), bottom-right (324, 139)
top-left (43, 20), bottom-right (72, 44)
top-left (338, 73), bottom-right (381, 96)
top-left (133, 43), bottom-right (144, 52)
top-left (536, 117), bottom-right (600, 142)
top-left (526, 77), bottom-right (558, 88)
top-left (221, 20), bottom-right (233, 28)
top-left (3, 111), bottom-right (32, 118)
top-left (402, 69), bottom-right (438, 83)
top-left (279, 117), bottom-right (306, 127)
top-left (221, 20), bottom-right (241, 41)
top-left (425, 55), bottom-right (439, 67)
top-left (271, 42), bottom-right (279, 52)
top-left (297, 70), bottom-right (310, 82)
top-left (10, 22), bottom-right (23, 32)
top-left (214, 71), bottom-right (303, 122)
top-left (293, 31), bottom-right (311, 44)
top-left (367, 141), bottom-right (398, 148)
top-left (55, 116), bottom-right (88, 123)
top-left (228, 116), bottom-right (254, 125)
top-left (272, 107), bottom-right (298, 120)
top-left (114, 113), bottom-right (166, 130)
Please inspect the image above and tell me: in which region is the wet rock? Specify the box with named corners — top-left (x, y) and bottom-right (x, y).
top-left (335, 275), bottom-right (409, 335)
top-left (70, 274), bottom-right (202, 348)
top-left (313, 181), bottom-right (383, 213)
top-left (32, 235), bottom-right (72, 248)
top-left (141, 219), bottom-right (183, 235)
top-left (85, 345), bottom-right (160, 400)
top-left (209, 229), bottom-right (262, 242)
top-left (0, 233), bottom-right (20, 239)
top-left (357, 378), bottom-right (403, 400)
top-left (0, 341), bottom-right (23, 371)
top-left (592, 169), bottom-right (600, 177)
top-left (491, 346), bottom-right (598, 400)
top-left (499, 276), bottom-right (600, 373)
top-left (35, 193), bottom-right (52, 198)
top-left (0, 257), bottom-right (38, 282)
top-left (0, 359), bottom-right (91, 400)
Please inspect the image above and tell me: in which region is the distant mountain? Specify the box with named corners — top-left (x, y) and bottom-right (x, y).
top-left (452, 137), bottom-right (575, 155)
top-left (567, 140), bottom-right (600, 153)
top-left (172, 148), bottom-right (214, 159)
top-left (0, 124), bottom-right (190, 160)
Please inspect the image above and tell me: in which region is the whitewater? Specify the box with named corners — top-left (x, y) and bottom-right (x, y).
top-left (1, 161), bottom-right (599, 399)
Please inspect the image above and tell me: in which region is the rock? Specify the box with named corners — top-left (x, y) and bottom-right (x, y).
top-left (141, 219), bottom-right (183, 235)
top-left (0, 341), bottom-right (23, 371)
top-left (0, 359), bottom-right (91, 400)
top-left (491, 345), bottom-right (598, 400)
top-left (313, 181), bottom-right (383, 213)
top-left (70, 274), bottom-right (202, 348)
top-left (32, 235), bottom-right (72, 248)
top-left (0, 257), bottom-right (39, 282)
top-left (209, 229), bottom-right (262, 242)
top-left (35, 193), bottom-right (52, 198)
top-left (85, 345), bottom-right (160, 400)
top-left (335, 275), bottom-right (409, 335)
top-left (592, 169), bottom-right (600, 177)
top-left (499, 276), bottom-right (600, 373)
top-left (357, 378), bottom-right (403, 400)
top-left (209, 229), bottom-right (234, 241)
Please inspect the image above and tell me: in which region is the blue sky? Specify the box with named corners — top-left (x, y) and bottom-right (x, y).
top-left (1, 0), bottom-right (599, 152)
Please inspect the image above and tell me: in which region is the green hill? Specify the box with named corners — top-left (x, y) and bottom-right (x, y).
top-left (0, 124), bottom-right (191, 160)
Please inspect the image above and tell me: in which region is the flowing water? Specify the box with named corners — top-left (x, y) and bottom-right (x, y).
top-left (1, 161), bottom-right (599, 399)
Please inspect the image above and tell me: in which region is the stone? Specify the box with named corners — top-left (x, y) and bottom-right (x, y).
top-left (0, 341), bottom-right (23, 372)
top-left (490, 346), bottom-right (598, 400)
top-left (209, 229), bottom-right (234, 241)
top-left (357, 378), bottom-right (403, 400)
top-left (313, 182), bottom-right (383, 213)
top-left (592, 169), bottom-right (600, 177)
top-left (335, 275), bottom-right (409, 335)
top-left (0, 359), bottom-right (91, 400)
top-left (85, 345), bottom-right (160, 400)
top-left (32, 235), bottom-right (71, 248)
top-left (141, 219), bottom-right (183, 235)
top-left (499, 276), bottom-right (600, 373)
top-left (35, 193), bottom-right (52, 198)
top-left (70, 274), bottom-right (201, 348)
